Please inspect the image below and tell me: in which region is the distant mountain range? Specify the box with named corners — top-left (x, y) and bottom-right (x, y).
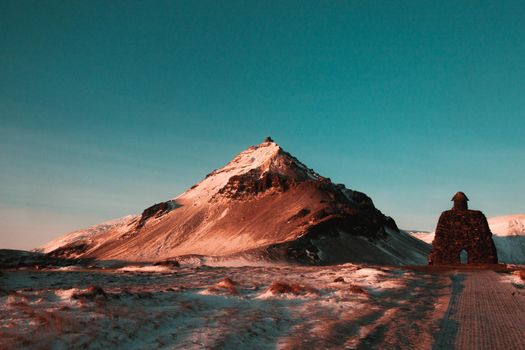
top-left (39, 138), bottom-right (430, 265)
top-left (409, 214), bottom-right (525, 264)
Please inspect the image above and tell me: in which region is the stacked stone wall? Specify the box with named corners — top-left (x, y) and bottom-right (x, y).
top-left (431, 209), bottom-right (498, 264)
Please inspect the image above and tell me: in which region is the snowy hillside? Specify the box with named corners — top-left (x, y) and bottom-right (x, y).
top-left (489, 214), bottom-right (525, 264)
top-left (38, 216), bottom-right (137, 256)
top-left (407, 231), bottom-right (434, 245)
top-left (39, 138), bottom-right (430, 265)
top-left (408, 214), bottom-right (525, 263)
top-left (489, 214), bottom-right (525, 236)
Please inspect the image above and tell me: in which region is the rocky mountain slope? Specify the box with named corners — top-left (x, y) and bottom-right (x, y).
top-left (409, 214), bottom-right (525, 264)
top-left (40, 139), bottom-right (430, 265)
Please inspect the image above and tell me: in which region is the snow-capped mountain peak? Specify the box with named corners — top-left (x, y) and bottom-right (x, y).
top-left (488, 214), bottom-right (525, 237)
top-left (176, 139), bottom-right (319, 203)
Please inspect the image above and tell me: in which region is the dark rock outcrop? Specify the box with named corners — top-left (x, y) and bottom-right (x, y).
top-left (0, 249), bottom-right (93, 268)
top-left (430, 192), bottom-right (498, 265)
top-left (47, 243), bottom-right (89, 258)
top-left (136, 201), bottom-right (178, 229)
top-left (72, 285), bottom-right (107, 300)
top-left (216, 169), bottom-right (294, 199)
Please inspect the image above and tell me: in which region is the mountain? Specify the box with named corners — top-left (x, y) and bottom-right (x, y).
top-left (40, 138), bottom-right (430, 265)
top-left (408, 214), bottom-right (525, 264)
top-left (488, 214), bottom-right (525, 264)
top-left (409, 231), bottom-right (434, 245)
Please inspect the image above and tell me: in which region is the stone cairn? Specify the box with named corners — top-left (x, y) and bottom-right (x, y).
top-left (429, 192), bottom-right (498, 265)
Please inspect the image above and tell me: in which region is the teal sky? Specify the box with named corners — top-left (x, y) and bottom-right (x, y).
top-left (1, 1), bottom-right (524, 250)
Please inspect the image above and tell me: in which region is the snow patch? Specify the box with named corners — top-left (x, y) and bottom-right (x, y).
top-left (118, 265), bottom-right (174, 273)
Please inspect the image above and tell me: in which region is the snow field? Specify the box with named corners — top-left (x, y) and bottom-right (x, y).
top-left (1, 264), bottom-right (425, 349)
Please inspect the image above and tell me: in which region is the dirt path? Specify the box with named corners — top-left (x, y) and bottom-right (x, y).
top-left (435, 270), bottom-right (525, 350)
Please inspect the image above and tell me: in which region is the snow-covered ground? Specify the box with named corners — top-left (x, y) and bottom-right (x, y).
top-left (0, 264), bottom-right (451, 349)
top-left (499, 268), bottom-right (525, 289)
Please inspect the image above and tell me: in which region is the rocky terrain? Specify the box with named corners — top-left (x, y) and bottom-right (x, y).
top-left (38, 139), bottom-right (429, 265)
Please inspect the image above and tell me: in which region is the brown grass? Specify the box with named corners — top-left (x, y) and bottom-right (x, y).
top-left (266, 281), bottom-right (318, 296)
top-left (209, 277), bottom-right (239, 295)
top-left (348, 284), bottom-right (368, 295)
top-left (153, 259), bottom-right (180, 268)
top-left (72, 285), bottom-right (107, 300)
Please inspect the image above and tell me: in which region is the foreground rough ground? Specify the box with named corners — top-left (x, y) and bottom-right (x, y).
top-left (1, 264), bottom-right (523, 349)
top-left (1, 264), bottom-right (450, 349)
